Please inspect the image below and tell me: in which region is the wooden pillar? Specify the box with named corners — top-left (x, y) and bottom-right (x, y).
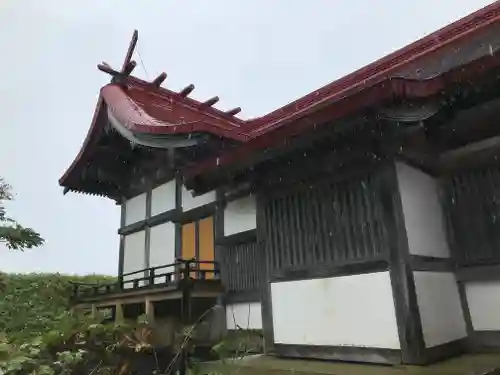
top-left (115, 303), bottom-right (124, 323)
top-left (145, 298), bottom-right (155, 324)
top-left (381, 163), bottom-right (426, 365)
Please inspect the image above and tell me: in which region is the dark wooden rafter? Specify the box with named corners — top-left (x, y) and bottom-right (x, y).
top-left (225, 107), bottom-right (242, 116)
top-left (202, 96), bottom-right (220, 106)
top-left (151, 72), bottom-right (167, 87)
top-left (95, 29), bottom-right (243, 116)
top-left (179, 84), bottom-right (195, 97)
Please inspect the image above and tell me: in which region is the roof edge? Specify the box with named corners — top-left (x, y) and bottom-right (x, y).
top-left (246, 1), bottom-right (500, 132)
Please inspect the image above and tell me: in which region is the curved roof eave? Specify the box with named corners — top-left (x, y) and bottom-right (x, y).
top-left (101, 84), bottom-right (248, 142)
top-left (59, 84), bottom-right (249, 190)
top-left (59, 97), bottom-right (106, 187)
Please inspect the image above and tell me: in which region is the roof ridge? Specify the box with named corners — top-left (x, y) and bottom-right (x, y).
top-left (246, 1), bottom-right (500, 132)
top-left (125, 76), bottom-right (246, 126)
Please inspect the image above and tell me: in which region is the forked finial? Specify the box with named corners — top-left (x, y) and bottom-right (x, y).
top-left (121, 30), bottom-right (138, 72)
top-left (97, 29), bottom-right (138, 79)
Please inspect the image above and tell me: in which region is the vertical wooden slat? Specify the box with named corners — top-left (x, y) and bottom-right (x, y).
top-left (356, 179), bottom-right (368, 259)
top-left (362, 176), bottom-right (377, 256)
top-left (219, 241), bottom-right (260, 293)
top-left (317, 184), bottom-right (332, 263)
top-left (265, 200), bottom-right (276, 271)
top-left (310, 186), bottom-right (324, 264)
top-left (260, 168), bottom-right (392, 272)
top-left (327, 182), bottom-right (342, 263)
top-left (293, 192), bottom-right (305, 266)
top-left (282, 195), bottom-right (293, 266)
top-left (348, 180), bottom-right (362, 259)
top-left (443, 165), bottom-right (500, 266)
top-left (340, 183), bottom-right (354, 262)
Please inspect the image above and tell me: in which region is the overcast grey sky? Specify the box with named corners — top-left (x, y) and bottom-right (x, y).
top-left (0, 0), bottom-right (493, 275)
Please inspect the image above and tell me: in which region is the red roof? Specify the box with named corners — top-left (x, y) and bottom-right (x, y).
top-left (184, 1), bottom-right (500, 180)
top-left (60, 1), bottom-right (500, 190)
top-left (102, 82), bottom-right (247, 141)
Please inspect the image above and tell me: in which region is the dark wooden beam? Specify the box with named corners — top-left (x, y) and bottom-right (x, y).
top-left (97, 61), bottom-right (137, 80)
top-left (381, 164), bottom-right (426, 364)
top-left (438, 134), bottom-right (500, 171)
top-left (122, 61), bottom-right (137, 76)
top-left (121, 29), bottom-right (139, 73)
top-left (225, 107), bottom-right (241, 116)
top-left (202, 96), bottom-right (220, 106)
top-left (97, 63), bottom-right (120, 76)
top-left (101, 61), bottom-right (112, 69)
top-left (179, 84), bottom-right (195, 97)
top-left (151, 72), bottom-right (167, 87)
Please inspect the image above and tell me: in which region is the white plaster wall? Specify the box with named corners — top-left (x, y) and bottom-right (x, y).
top-left (122, 230), bottom-right (146, 288)
top-left (271, 271), bottom-right (400, 348)
top-left (224, 196), bottom-right (257, 236)
top-left (466, 280), bottom-right (500, 331)
top-left (396, 162), bottom-right (450, 258)
top-left (124, 193), bottom-right (147, 226)
top-left (226, 302), bottom-right (262, 330)
top-left (151, 180), bottom-right (176, 216)
top-left (413, 271), bottom-right (466, 347)
top-left (149, 223), bottom-right (176, 284)
top-left (181, 185), bottom-right (216, 212)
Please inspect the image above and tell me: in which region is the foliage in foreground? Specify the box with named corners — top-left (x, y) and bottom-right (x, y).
top-left (0, 177), bottom-right (44, 251)
top-left (0, 273), bottom-right (262, 374)
top-left (0, 273), bottom-right (115, 343)
top-left (0, 309), bottom-right (261, 375)
top-left (0, 311), bottom-right (155, 375)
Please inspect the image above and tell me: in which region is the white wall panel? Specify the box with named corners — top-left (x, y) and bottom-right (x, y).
top-left (151, 180), bottom-right (176, 217)
top-left (124, 193), bottom-right (147, 226)
top-left (226, 302), bottom-right (262, 330)
top-left (271, 271), bottom-right (400, 348)
top-left (413, 271), bottom-right (466, 347)
top-left (122, 230), bottom-right (146, 288)
top-left (181, 185), bottom-right (215, 211)
top-left (466, 280), bottom-right (500, 331)
top-left (224, 196), bottom-right (257, 236)
top-left (396, 163), bottom-right (450, 258)
top-left (149, 222), bottom-right (176, 284)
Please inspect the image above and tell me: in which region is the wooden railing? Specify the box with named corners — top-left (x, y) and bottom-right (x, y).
top-left (71, 259), bottom-right (220, 300)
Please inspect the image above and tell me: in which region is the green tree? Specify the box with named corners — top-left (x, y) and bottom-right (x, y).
top-left (0, 178), bottom-right (44, 250)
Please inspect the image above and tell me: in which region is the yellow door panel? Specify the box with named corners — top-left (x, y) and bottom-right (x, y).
top-left (181, 222), bottom-right (196, 278)
top-left (198, 216), bottom-right (215, 279)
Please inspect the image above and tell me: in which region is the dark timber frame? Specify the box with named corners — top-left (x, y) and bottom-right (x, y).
top-left (111, 106), bottom-right (500, 365)
top-left (215, 189), bottom-right (263, 305)
top-left (62, 11), bottom-right (500, 368)
top-left (116, 170), bottom-right (263, 309)
top-left (255, 158), bottom-right (467, 365)
top-left (118, 174), bottom-right (224, 283)
top-left (442, 164), bottom-right (500, 353)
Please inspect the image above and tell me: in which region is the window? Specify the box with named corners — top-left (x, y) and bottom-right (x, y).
top-left (181, 216), bottom-right (215, 279)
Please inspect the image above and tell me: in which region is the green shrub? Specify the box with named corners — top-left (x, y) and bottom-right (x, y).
top-left (0, 272), bottom-right (115, 343)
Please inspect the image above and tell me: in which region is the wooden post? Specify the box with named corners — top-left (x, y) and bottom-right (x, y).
top-left (115, 303), bottom-right (124, 323)
top-left (145, 297), bottom-right (155, 324)
top-left (179, 260), bottom-right (193, 375)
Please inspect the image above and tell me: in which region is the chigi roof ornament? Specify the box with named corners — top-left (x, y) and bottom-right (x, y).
top-left (96, 30), bottom-right (242, 116)
top-left (97, 30), bottom-right (139, 82)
